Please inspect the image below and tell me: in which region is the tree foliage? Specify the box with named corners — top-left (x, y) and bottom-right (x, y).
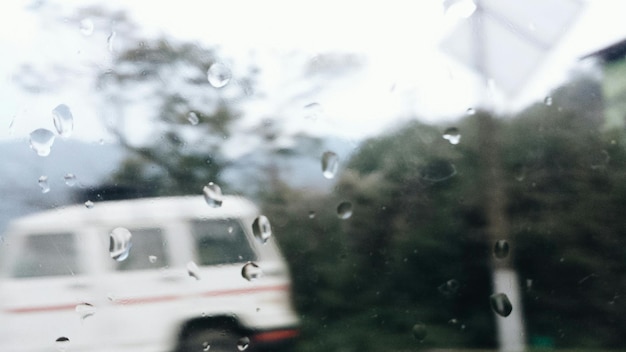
top-left (262, 74), bottom-right (626, 351)
top-left (98, 37), bottom-right (255, 195)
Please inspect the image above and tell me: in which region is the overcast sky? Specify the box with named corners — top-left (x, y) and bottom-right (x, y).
top-left (2, 0), bottom-right (626, 146)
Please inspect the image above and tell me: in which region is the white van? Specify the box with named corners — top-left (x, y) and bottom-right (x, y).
top-left (0, 196), bottom-right (299, 352)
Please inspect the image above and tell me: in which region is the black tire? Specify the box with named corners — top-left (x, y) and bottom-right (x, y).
top-left (179, 328), bottom-right (241, 352)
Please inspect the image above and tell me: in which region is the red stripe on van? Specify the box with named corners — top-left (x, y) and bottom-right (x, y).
top-left (199, 284), bottom-right (289, 297)
top-left (5, 284), bottom-right (290, 313)
top-left (115, 294), bottom-right (180, 305)
top-left (252, 329), bottom-right (299, 342)
top-left (5, 303), bottom-right (76, 314)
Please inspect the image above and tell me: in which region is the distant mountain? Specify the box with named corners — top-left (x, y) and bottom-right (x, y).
top-left (0, 135), bottom-right (356, 233)
top-left (0, 139), bottom-right (125, 232)
top-left (222, 135), bottom-right (356, 195)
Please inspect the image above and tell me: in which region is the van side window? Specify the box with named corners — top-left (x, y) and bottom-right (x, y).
top-left (191, 219), bottom-right (256, 266)
top-left (12, 233), bottom-right (80, 278)
top-left (114, 228), bottom-right (168, 271)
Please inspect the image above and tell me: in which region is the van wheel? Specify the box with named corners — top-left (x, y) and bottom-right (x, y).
top-left (179, 329), bottom-right (242, 352)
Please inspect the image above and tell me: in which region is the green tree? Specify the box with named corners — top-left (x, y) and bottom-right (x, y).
top-left (97, 37), bottom-right (255, 195)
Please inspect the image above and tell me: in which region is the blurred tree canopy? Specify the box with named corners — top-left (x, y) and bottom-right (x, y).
top-left (97, 37), bottom-right (256, 195)
top-left (261, 73), bottom-right (626, 351)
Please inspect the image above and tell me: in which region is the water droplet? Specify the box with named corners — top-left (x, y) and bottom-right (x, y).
top-left (38, 176), bottom-right (50, 193)
top-left (187, 112), bottom-right (199, 125)
top-left (79, 18), bottom-right (94, 36)
top-left (412, 323), bottom-right (427, 342)
top-left (75, 302), bottom-right (96, 320)
top-left (466, 107), bottom-right (476, 115)
top-left (187, 261), bottom-right (201, 280)
top-left (149, 255), bottom-right (157, 264)
top-left (420, 160), bottom-right (457, 182)
top-left (591, 150), bottom-right (610, 170)
top-left (544, 96), bottom-right (553, 106)
top-left (241, 262), bottom-right (263, 281)
top-left (252, 215), bottom-right (272, 244)
top-left (202, 341), bottom-right (211, 351)
top-left (107, 31), bottom-right (116, 52)
top-left (237, 337), bottom-right (250, 351)
top-left (64, 173), bottom-right (77, 187)
top-left (442, 127), bottom-right (461, 145)
top-left (513, 165), bottom-right (526, 181)
top-left (84, 200), bottom-right (94, 209)
top-left (109, 227), bottom-right (132, 261)
top-left (493, 240), bottom-right (509, 259)
top-left (8, 116), bottom-right (16, 135)
top-left (444, 0), bottom-right (477, 19)
top-left (337, 201), bottom-right (353, 219)
top-left (207, 62), bottom-right (232, 88)
top-left (203, 182), bottom-right (223, 208)
top-left (321, 151), bottom-right (339, 179)
top-left (438, 279), bottom-right (460, 296)
top-left (490, 293), bottom-right (513, 317)
top-left (55, 336), bottom-right (70, 351)
top-left (308, 211), bottom-right (316, 219)
top-left (304, 102), bottom-right (323, 120)
top-left (29, 128), bottom-right (56, 156)
top-left (52, 104), bottom-right (74, 137)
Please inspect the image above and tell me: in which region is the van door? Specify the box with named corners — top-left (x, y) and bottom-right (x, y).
top-left (100, 224), bottom-right (193, 350)
top-left (0, 232), bottom-right (101, 351)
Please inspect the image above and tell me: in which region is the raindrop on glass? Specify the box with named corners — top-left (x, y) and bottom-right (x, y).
top-left (438, 279), bottom-right (460, 296)
top-left (241, 262), bottom-right (263, 281)
top-left (79, 18), bottom-right (94, 36)
top-left (202, 341), bottom-right (211, 351)
top-left (29, 128), bottom-right (55, 156)
top-left (321, 151), bottom-right (339, 179)
top-left (490, 293), bottom-right (513, 317)
top-left (203, 182), bottom-right (223, 208)
top-left (337, 201), bottom-right (353, 220)
top-left (442, 127), bottom-right (461, 145)
top-left (304, 102), bottom-right (322, 120)
top-left (252, 215), bottom-right (272, 244)
top-left (420, 160), bottom-right (457, 182)
top-left (513, 165), bottom-right (526, 182)
top-left (75, 302), bottom-right (96, 320)
top-left (237, 337), bottom-right (250, 351)
top-left (493, 240), bottom-right (510, 259)
top-left (55, 337), bottom-right (70, 351)
top-left (52, 104), bottom-right (74, 137)
top-left (109, 227), bottom-right (132, 261)
top-left (207, 62), bottom-right (232, 88)
top-left (107, 31), bottom-right (116, 52)
top-left (84, 200), bottom-right (94, 209)
top-left (187, 261), bottom-right (201, 280)
top-left (8, 116), bottom-right (15, 135)
top-left (444, 0), bottom-right (477, 19)
top-left (412, 323), bottom-right (427, 342)
top-left (544, 96), bottom-right (553, 106)
top-left (466, 107), bottom-right (476, 115)
top-left (64, 173), bottom-right (77, 187)
top-left (38, 176), bottom-right (50, 193)
top-left (149, 255), bottom-right (157, 264)
top-left (187, 112), bottom-right (199, 125)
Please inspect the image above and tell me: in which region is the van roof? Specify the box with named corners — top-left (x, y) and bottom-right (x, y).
top-left (8, 195), bottom-right (259, 233)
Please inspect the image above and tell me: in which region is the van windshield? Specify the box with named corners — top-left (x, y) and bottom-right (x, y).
top-left (191, 219), bottom-right (256, 266)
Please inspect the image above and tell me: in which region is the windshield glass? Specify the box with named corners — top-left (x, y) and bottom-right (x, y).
top-left (1, 1), bottom-right (626, 351)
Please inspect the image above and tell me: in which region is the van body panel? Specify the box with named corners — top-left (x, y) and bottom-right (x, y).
top-left (0, 196), bottom-right (299, 351)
